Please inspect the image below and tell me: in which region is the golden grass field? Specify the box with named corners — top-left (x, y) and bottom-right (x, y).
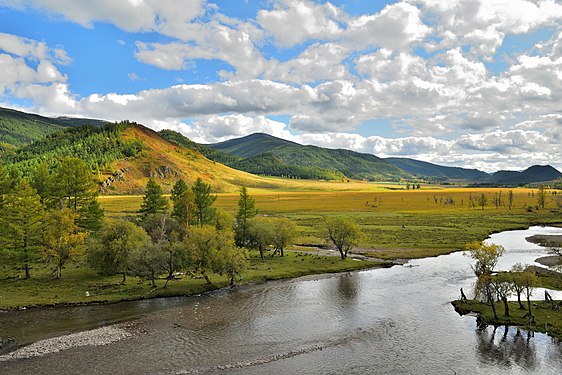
top-left (100, 184), bottom-right (562, 259)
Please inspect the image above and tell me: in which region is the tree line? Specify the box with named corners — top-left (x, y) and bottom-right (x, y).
top-left (1, 155), bottom-right (364, 287)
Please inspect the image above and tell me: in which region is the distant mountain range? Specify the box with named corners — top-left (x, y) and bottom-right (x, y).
top-left (0, 107), bottom-right (107, 148)
top-left (1, 106), bottom-right (561, 187)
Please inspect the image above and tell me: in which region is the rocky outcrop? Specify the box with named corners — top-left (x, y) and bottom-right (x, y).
top-left (99, 168), bottom-right (128, 192)
top-left (149, 165), bottom-right (178, 179)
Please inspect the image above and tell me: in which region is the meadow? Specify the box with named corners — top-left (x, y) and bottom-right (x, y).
top-left (100, 184), bottom-right (562, 259)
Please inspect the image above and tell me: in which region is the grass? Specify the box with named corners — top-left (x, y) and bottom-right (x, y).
top-left (100, 187), bottom-right (562, 258)
top-left (452, 299), bottom-right (562, 339)
top-left (0, 251), bottom-right (382, 310)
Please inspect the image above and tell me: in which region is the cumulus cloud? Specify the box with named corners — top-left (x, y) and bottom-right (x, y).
top-left (2, 1), bottom-right (562, 171)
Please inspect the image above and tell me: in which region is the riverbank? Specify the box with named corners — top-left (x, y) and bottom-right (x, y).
top-left (0, 251), bottom-right (388, 311)
top-left (452, 299), bottom-right (562, 339)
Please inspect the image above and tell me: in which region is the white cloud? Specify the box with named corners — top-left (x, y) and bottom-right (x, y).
top-left (0, 0), bottom-right (206, 33)
top-left (257, 0), bottom-right (343, 47)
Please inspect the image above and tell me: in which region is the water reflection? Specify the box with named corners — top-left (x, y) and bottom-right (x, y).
top-left (475, 325), bottom-right (537, 371)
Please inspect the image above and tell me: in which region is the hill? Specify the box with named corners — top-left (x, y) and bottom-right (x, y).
top-left (1, 120), bottom-right (296, 194)
top-left (208, 133), bottom-right (407, 181)
top-left (487, 165), bottom-right (562, 185)
top-left (385, 157), bottom-right (489, 181)
top-left (0, 106), bottom-right (107, 149)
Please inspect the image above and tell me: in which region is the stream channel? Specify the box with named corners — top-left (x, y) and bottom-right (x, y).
top-left (1, 226), bottom-right (562, 374)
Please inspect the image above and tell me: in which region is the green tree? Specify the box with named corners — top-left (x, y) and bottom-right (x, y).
top-left (511, 263), bottom-right (527, 309)
top-left (139, 178), bottom-right (169, 219)
top-left (186, 225), bottom-right (232, 284)
top-left (520, 268), bottom-right (537, 319)
top-left (30, 162), bottom-right (51, 205)
top-left (76, 199), bottom-right (105, 232)
top-left (465, 241), bottom-right (505, 320)
top-left (492, 272), bottom-right (513, 317)
top-left (215, 209), bottom-right (234, 231)
top-left (271, 217), bottom-right (297, 257)
top-left (235, 186), bottom-right (258, 247)
top-left (87, 219), bottom-right (151, 284)
top-left (507, 190), bottom-right (514, 211)
top-left (170, 179), bottom-right (195, 229)
top-left (537, 185), bottom-right (546, 209)
top-left (130, 242), bottom-right (167, 287)
top-left (51, 157), bottom-right (97, 211)
top-left (478, 193), bottom-right (487, 210)
top-left (248, 216), bottom-right (274, 260)
top-left (325, 216), bottom-right (361, 260)
top-left (0, 162), bottom-right (11, 207)
top-left (139, 213), bottom-right (188, 287)
top-left (42, 208), bottom-right (86, 279)
top-left (1, 180), bottom-right (44, 279)
top-left (192, 178), bottom-right (216, 227)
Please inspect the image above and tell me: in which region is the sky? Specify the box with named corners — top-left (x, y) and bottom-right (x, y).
top-left (1, 0), bottom-right (562, 172)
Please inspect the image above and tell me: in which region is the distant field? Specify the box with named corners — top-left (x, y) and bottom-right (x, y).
top-left (100, 185), bottom-right (562, 259)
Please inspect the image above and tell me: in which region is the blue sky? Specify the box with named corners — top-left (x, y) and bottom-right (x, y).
top-left (1, 0), bottom-right (561, 171)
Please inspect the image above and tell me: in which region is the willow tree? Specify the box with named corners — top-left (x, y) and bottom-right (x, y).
top-left (325, 216), bottom-right (361, 260)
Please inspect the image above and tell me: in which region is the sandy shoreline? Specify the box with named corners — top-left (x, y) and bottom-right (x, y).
top-left (0, 322), bottom-right (138, 362)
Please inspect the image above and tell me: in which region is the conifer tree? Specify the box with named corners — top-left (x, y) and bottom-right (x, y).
top-left (30, 162), bottom-right (51, 204)
top-left (235, 186), bottom-right (258, 247)
top-left (191, 178), bottom-right (216, 227)
top-left (1, 180), bottom-right (44, 279)
top-left (51, 157), bottom-right (97, 211)
top-left (170, 179), bottom-right (194, 228)
top-left (139, 178), bottom-right (169, 219)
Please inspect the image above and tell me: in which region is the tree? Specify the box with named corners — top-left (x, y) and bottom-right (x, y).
top-left (87, 219), bottom-right (151, 284)
top-left (465, 241), bottom-right (505, 320)
top-left (478, 193), bottom-right (487, 210)
top-left (42, 208), bottom-right (86, 279)
top-left (536, 185), bottom-right (546, 209)
top-left (520, 268), bottom-right (537, 319)
top-left (170, 179), bottom-right (195, 229)
top-left (192, 178), bottom-right (216, 227)
top-left (139, 178), bottom-right (169, 219)
top-left (235, 186), bottom-right (258, 247)
top-left (215, 209), bottom-right (234, 231)
top-left (30, 162), bottom-right (51, 205)
top-left (271, 218), bottom-right (297, 257)
top-left (130, 242), bottom-right (166, 287)
top-left (0, 162), bottom-right (12, 208)
top-left (186, 225), bottom-right (234, 284)
top-left (507, 190), bottom-right (514, 211)
top-left (511, 263), bottom-right (527, 310)
top-left (325, 216), bottom-right (361, 260)
top-left (51, 157), bottom-right (97, 211)
top-left (248, 216), bottom-right (274, 260)
top-left (1, 180), bottom-right (44, 279)
top-left (77, 199), bottom-right (104, 232)
top-left (492, 272), bottom-right (513, 316)
top-left (139, 213), bottom-right (188, 287)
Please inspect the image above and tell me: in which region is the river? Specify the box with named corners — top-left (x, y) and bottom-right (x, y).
top-left (1, 226), bottom-right (562, 374)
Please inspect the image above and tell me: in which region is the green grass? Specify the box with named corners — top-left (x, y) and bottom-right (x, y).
top-left (452, 300), bottom-right (562, 339)
top-left (0, 251), bottom-right (382, 310)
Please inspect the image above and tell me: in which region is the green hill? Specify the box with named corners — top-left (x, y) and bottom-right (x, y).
top-left (0, 106), bottom-right (107, 148)
top-left (385, 157), bottom-right (489, 181)
top-left (487, 165), bottom-right (562, 185)
top-left (160, 130), bottom-right (345, 180)
top-left (208, 133), bottom-right (407, 181)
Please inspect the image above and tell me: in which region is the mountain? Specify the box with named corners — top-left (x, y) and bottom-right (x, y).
top-left (1, 118), bottom-right (292, 194)
top-left (208, 133), bottom-right (408, 181)
top-left (385, 157), bottom-right (489, 181)
top-left (487, 165), bottom-right (562, 185)
top-left (0, 106), bottom-right (107, 149)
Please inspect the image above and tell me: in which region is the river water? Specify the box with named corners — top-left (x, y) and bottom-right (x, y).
top-left (1, 226), bottom-right (562, 374)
